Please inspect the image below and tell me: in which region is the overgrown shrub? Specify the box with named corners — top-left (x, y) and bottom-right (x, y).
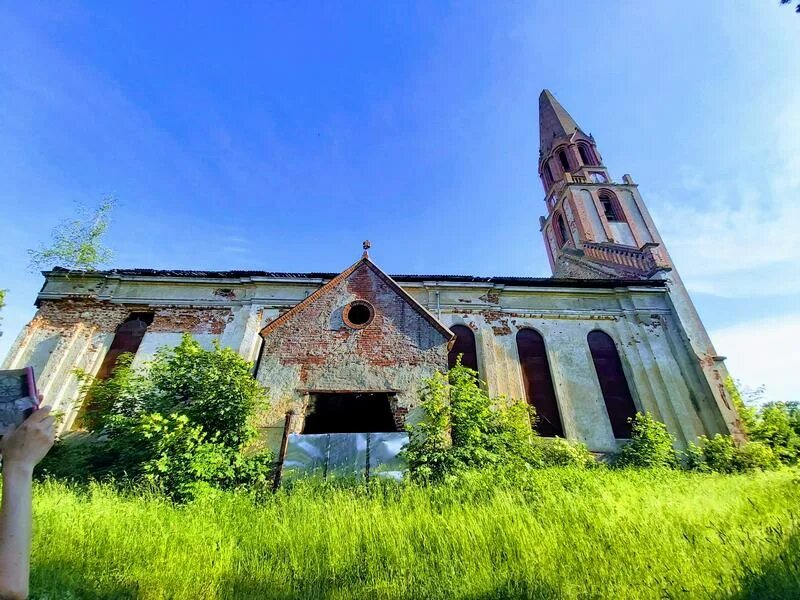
top-left (726, 377), bottom-right (799, 466)
top-left (405, 360), bottom-right (592, 481)
top-left (144, 337), bottom-right (265, 448)
top-left (75, 352), bottom-right (145, 431)
top-left (735, 440), bottom-right (781, 471)
top-left (530, 437), bottom-right (596, 468)
top-left (39, 335), bottom-right (271, 500)
top-left (614, 412), bottom-right (678, 468)
top-left (685, 434), bottom-right (779, 473)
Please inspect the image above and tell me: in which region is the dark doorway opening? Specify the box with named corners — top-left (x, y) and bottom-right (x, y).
top-left (302, 393), bottom-right (397, 434)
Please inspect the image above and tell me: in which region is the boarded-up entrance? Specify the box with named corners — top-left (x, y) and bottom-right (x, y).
top-left (276, 392), bottom-right (408, 484)
top-left (282, 432), bottom-right (409, 482)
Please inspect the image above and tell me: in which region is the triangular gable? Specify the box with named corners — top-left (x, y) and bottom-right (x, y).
top-left (260, 255), bottom-right (454, 343)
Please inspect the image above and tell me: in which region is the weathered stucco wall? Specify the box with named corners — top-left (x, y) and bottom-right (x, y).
top-left (2, 268), bottom-right (734, 453)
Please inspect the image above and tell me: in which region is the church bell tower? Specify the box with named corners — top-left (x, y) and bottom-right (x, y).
top-left (537, 89), bottom-right (671, 279)
top-left (536, 89), bottom-right (743, 440)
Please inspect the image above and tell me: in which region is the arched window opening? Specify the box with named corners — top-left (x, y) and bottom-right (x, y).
top-left (78, 311), bottom-right (154, 429)
top-left (587, 330), bottom-right (637, 438)
top-left (96, 312), bottom-right (154, 380)
top-left (448, 324), bottom-right (479, 374)
top-left (598, 191), bottom-right (624, 222)
top-left (555, 213), bottom-right (569, 248)
top-left (517, 329), bottom-right (564, 437)
top-left (558, 149), bottom-right (571, 173)
top-left (578, 143), bottom-right (595, 166)
top-left (543, 162), bottom-right (554, 189)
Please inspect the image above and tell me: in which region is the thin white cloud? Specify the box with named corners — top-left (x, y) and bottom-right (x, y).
top-left (712, 314), bottom-right (800, 405)
top-left (652, 96), bottom-right (800, 299)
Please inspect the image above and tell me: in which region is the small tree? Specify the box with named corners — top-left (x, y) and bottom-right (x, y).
top-left (404, 371), bottom-right (452, 481)
top-left (144, 335), bottom-right (267, 448)
top-left (28, 197), bottom-right (116, 272)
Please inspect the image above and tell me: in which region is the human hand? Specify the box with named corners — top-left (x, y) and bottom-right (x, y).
top-left (0, 404), bottom-right (55, 473)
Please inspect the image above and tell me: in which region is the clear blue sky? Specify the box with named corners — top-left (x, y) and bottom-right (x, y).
top-left (1, 2), bottom-right (797, 402)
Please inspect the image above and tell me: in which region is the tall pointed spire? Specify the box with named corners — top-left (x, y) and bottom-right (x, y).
top-left (539, 89), bottom-right (580, 154)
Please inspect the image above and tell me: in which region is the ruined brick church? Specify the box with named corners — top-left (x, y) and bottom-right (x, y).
top-left (3, 90), bottom-right (742, 453)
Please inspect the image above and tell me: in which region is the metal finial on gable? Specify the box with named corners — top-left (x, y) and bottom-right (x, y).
top-left (362, 240), bottom-right (371, 258)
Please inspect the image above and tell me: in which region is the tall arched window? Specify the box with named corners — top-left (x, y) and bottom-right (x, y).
top-left (587, 331), bottom-right (637, 438)
top-left (79, 311), bottom-right (154, 428)
top-left (448, 324), bottom-right (479, 374)
top-left (558, 149), bottom-right (571, 172)
top-left (96, 312), bottom-right (154, 380)
top-left (543, 163), bottom-right (554, 188)
top-left (578, 143), bottom-right (596, 166)
top-left (517, 329), bottom-right (564, 437)
top-left (555, 213), bottom-right (569, 247)
top-left (598, 190), bottom-right (624, 222)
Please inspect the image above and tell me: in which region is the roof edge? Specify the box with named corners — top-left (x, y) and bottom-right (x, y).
top-left (44, 267), bottom-right (666, 288)
top-left (257, 256), bottom-right (455, 341)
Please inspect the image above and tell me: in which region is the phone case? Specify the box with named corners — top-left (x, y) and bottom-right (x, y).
top-left (0, 367), bottom-right (40, 431)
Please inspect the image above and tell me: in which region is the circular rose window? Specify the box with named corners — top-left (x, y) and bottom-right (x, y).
top-left (343, 300), bottom-right (374, 329)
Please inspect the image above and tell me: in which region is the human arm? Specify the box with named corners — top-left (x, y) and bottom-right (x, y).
top-left (0, 407), bottom-right (55, 600)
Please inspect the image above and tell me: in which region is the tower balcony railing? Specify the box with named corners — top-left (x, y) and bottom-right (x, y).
top-left (582, 241), bottom-right (667, 275)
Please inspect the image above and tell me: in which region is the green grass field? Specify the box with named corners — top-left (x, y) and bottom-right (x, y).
top-left (27, 468), bottom-right (800, 599)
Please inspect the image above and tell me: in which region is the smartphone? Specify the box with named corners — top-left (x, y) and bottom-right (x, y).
top-left (0, 367), bottom-right (40, 433)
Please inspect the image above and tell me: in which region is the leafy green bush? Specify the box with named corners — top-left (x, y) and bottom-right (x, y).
top-left (530, 436), bottom-right (596, 468)
top-left (39, 335), bottom-right (271, 500)
top-left (75, 352), bottom-right (146, 431)
top-left (405, 360), bottom-right (592, 481)
top-left (735, 440), bottom-right (781, 471)
top-left (726, 377), bottom-right (799, 465)
top-left (685, 434), bottom-right (778, 473)
top-left (144, 336), bottom-right (265, 448)
top-left (614, 412), bottom-right (678, 468)
top-left (748, 403), bottom-right (800, 464)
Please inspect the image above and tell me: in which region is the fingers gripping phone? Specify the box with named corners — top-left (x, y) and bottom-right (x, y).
top-left (0, 367), bottom-right (40, 432)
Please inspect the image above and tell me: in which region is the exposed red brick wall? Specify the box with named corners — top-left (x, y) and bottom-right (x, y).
top-left (150, 307), bottom-right (233, 334)
top-left (262, 262), bottom-right (447, 378)
top-left (32, 299), bottom-right (133, 333)
top-left (30, 299), bottom-right (232, 335)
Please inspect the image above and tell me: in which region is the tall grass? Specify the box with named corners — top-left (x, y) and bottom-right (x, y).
top-left (27, 468), bottom-right (800, 599)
